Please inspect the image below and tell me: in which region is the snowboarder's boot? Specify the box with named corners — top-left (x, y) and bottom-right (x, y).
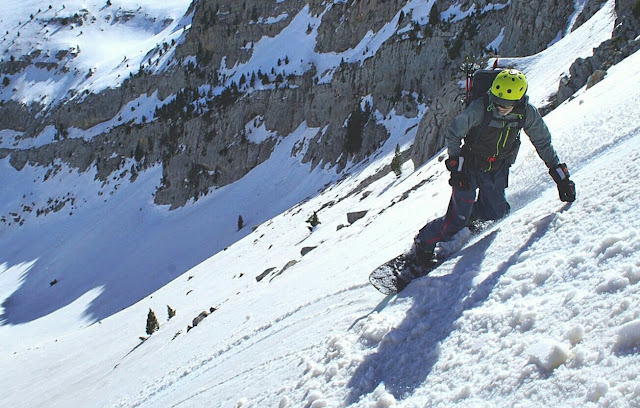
top-left (412, 239), bottom-right (438, 274)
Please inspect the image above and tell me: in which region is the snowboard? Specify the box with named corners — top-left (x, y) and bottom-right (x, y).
top-left (368, 224), bottom-right (484, 294)
top-left (368, 252), bottom-right (440, 295)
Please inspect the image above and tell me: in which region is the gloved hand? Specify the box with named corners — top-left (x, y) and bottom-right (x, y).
top-left (549, 163), bottom-right (576, 202)
top-left (445, 156), bottom-right (471, 190)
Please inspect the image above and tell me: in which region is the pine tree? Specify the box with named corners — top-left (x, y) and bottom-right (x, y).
top-left (344, 107), bottom-right (364, 153)
top-left (134, 142), bottom-right (144, 162)
top-left (306, 211), bottom-right (321, 231)
top-left (429, 4), bottom-right (440, 26)
top-left (146, 308), bottom-right (160, 335)
top-left (391, 144), bottom-right (403, 177)
top-left (167, 305), bottom-right (176, 320)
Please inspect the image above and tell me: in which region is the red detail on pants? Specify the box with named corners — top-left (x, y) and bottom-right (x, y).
top-left (424, 187), bottom-right (474, 246)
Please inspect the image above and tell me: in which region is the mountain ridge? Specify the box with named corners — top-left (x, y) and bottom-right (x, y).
top-left (2, 0), bottom-right (614, 210)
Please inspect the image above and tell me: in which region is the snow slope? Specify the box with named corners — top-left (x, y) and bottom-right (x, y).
top-left (3, 1), bottom-right (640, 407)
top-left (0, 0), bottom-right (193, 105)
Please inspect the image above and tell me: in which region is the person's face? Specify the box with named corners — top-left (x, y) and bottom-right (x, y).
top-left (495, 102), bottom-right (514, 115)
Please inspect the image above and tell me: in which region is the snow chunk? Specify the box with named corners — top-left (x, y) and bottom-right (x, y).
top-left (278, 396), bottom-right (290, 408)
top-left (566, 325), bottom-right (585, 346)
top-left (623, 264), bottom-right (640, 284)
top-left (596, 275), bottom-right (629, 294)
top-left (305, 390), bottom-right (324, 406)
top-left (615, 320), bottom-right (640, 352)
top-left (325, 335), bottom-right (351, 361)
top-left (533, 268), bottom-right (553, 285)
top-left (302, 358), bottom-right (325, 378)
top-left (595, 233), bottom-right (635, 260)
top-left (586, 380), bottom-right (610, 402)
top-left (509, 309), bottom-right (537, 332)
top-left (311, 399), bottom-right (328, 408)
top-left (526, 340), bottom-right (570, 372)
top-left (374, 392), bottom-right (397, 407)
top-left (454, 385), bottom-right (472, 401)
top-left (361, 312), bottom-right (394, 343)
top-left (370, 385), bottom-right (397, 408)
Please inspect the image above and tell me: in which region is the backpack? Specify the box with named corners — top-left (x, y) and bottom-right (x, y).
top-left (465, 68), bottom-right (503, 107)
top-left (462, 57), bottom-right (502, 105)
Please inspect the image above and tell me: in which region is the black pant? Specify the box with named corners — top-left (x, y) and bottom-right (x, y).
top-left (416, 164), bottom-right (510, 249)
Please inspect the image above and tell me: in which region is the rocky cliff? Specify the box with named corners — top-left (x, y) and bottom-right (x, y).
top-left (1, 0), bottom-right (637, 211)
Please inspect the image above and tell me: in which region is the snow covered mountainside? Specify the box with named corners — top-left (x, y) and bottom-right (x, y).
top-left (0, 0), bottom-right (193, 104)
top-left (2, 0), bottom-right (603, 211)
top-left (2, 1), bottom-right (640, 407)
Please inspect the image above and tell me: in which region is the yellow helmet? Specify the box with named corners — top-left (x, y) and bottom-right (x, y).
top-left (491, 69), bottom-right (528, 104)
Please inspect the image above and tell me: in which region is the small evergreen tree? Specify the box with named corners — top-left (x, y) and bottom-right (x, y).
top-left (275, 73), bottom-right (284, 87)
top-left (344, 107), bottom-right (364, 154)
top-left (306, 211), bottom-right (321, 231)
top-left (391, 144), bottom-right (403, 177)
top-left (134, 142), bottom-right (144, 162)
top-left (146, 308), bottom-right (160, 335)
top-left (167, 305), bottom-right (176, 320)
top-left (428, 4), bottom-right (440, 26)
top-left (237, 215), bottom-right (244, 230)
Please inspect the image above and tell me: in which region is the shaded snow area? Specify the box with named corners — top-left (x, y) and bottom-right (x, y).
top-left (3, 1), bottom-right (640, 407)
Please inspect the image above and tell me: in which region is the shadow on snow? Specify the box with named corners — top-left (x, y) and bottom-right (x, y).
top-left (346, 210), bottom-right (561, 404)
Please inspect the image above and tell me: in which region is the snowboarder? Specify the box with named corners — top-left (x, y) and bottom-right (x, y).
top-left (413, 69), bottom-right (576, 265)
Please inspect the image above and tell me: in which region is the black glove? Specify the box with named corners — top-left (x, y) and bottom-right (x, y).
top-left (445, 156), bottom-right (471, 190)
top-left (549, 163), bottom-right (576, 202)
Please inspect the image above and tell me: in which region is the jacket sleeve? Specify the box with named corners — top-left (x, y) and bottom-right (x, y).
top-left (445, 99), bottom-right (485, 157)
top-left (523, 103), bottom-right (560, 168)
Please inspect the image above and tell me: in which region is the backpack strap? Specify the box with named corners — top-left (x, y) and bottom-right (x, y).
top-left (474, 93), bottom-right (527, 135)
top-left (463, 94), bottom-right (527, 169)
top-left (465, 94), bottom-right (493, 145)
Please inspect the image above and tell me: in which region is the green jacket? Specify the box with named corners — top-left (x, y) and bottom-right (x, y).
top-left (446, 95), bottom-right (560, 171)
